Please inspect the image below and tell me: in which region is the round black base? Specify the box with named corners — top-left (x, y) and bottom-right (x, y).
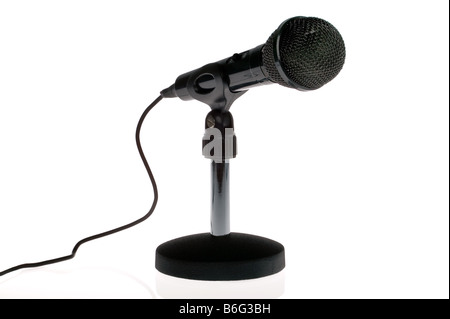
top-left (155, 232), bottom-right (285, 281)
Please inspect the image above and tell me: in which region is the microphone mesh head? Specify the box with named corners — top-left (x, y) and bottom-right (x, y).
top-left (262, 17), bottom-right (346, 90)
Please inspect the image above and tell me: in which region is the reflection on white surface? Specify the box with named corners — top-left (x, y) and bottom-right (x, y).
top-left (156, 270), bottom-right (285, 299)
top-left (0, 267), bottom-right (285, 298)
top-left (0, 266), bottom-right (155, 299)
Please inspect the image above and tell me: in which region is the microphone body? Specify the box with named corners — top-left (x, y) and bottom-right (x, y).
top-left (162, 16), bottom-right (346, 109)
top-left (174, 44), bottom-right (269, 102)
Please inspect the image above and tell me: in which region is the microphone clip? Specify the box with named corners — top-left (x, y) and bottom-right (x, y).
top-left (167, 62), bottom-right (247, 112)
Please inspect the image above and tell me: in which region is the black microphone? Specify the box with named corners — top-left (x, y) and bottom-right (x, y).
top-left (161, 16), bottom-right (345, 104)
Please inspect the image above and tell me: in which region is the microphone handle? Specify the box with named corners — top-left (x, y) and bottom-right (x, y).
top-left (226, 44), bottom-right (270, 92)
top-left (174, 44), bottom-right (271, 101)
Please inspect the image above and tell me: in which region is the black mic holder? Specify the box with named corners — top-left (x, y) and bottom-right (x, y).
top-left (155, 64), bottom-right (285, 281)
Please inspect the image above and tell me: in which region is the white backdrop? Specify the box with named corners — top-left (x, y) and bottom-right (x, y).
top-left (0, 0), bottom-right (448, 299)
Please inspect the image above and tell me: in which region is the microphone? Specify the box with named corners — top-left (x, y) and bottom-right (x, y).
top-left (161, 16), bottom-right (345, 104)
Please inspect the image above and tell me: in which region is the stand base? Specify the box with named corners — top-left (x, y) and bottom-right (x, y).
top-left (155, 232), bottom-right (285, 281)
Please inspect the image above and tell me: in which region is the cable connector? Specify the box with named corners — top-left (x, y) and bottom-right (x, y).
top-left (160, 84), bottom-right (177, 98)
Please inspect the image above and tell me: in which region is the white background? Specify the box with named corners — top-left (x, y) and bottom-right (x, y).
top-left (0, 0), bottom-right (448, 299)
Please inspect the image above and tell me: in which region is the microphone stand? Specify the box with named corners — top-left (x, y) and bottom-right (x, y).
top-left (210, 160), bottom-right (230, 236)
top-left (155, 65), bottom-right (285, 281)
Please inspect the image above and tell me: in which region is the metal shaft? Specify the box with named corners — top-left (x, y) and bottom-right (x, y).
top-left (210, 161), bottom-right (230, 236)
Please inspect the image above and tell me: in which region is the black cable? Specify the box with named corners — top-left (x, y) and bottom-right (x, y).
top-left (0, 94), bottom-right (164, 277)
